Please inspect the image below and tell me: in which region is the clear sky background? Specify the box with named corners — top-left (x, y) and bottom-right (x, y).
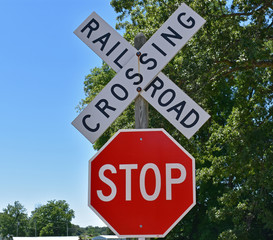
top-left (0, 0), bottom-right (123, 227)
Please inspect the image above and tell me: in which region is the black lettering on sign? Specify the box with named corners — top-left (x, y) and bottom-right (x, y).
top-left (106, 41), bottom-right (121, 56)
top-left (82, 115), bottom-right (100, 132)
top-left (144, 76), bottom-right (164, 97)
top-left (177, 13), bottom-right (195, 29)
top-left (158, 89), bottom-right (176, 107)
top-left (125, 68), bottom-right (143, 85)
top-left (111, 84), bottom-right (128, 101)
top-left (145, 76), bottom-right (200, 129)
top-left (151, 43), bottom-right (167, 56)
top-left (92, 33), bottom-right (111, 51)
top-left (95, 99), bottom-right (116, 118)
top-left (81, 18), bottom-right (100, 38)
top-left (161, 26), bottom-right (182, 47)
top-left (180, 109), bottom-right (199, 128)
top-left (114, 48), bottom-right (129, 69)
top-left (139, 53), bottom-right (157, 70)
top-left (167, 101), bottom-right (186, 121)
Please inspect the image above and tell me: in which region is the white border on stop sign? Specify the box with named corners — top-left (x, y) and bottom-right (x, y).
top-left (88, 128), bottom-right (196, 238)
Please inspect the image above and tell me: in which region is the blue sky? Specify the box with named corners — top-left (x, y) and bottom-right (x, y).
top-left (0, 0), bottom-right (123, 227)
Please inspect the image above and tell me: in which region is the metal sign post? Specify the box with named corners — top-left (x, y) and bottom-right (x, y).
top-left (134, 33), bottom-right (149, 240)
top-left (134, 33), bottom-right (149, 129)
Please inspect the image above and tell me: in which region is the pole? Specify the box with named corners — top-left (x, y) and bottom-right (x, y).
top-left (134, 33), bottom-right (149, 129)
top-left (134, 32), bottom-right (150, 240)
top-left (34, 220), bottom-right (37, 237)
top-left (17, 221), bottom-right (19, 236)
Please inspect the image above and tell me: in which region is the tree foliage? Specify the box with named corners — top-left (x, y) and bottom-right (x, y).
top-left (78, 0), bottom-right (273, 239)
top-left (0, 201), bottom-right (112, 238)
top-left (0, 201), bottom-right (28, 237)
top-left (84, 226), bottom-right (111, 236)
top-left (29, 200), bottom-right (75, 236)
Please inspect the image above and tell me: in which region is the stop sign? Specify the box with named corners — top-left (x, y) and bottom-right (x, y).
top-left (88, 129), bottom-right (195, 238)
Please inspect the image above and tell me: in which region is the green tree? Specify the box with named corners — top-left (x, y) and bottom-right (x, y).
top-left (69, 224), bottom-right (85, 236)
top-left (0, 201), bottom-right (29, 237)
top-left (85, 226), bottom-right (110, 237)
top-left (78, 0), bottom-right (273, 239)
top-left (29, 200), bottom-right (75, 236)
top-left (69, 225), bottom-right (111, 237)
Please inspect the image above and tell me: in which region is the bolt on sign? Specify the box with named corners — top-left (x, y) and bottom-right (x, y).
top-left (72, 3), bottom-right (210, 144)
top-left (89, 129), bottom-right (196, 238)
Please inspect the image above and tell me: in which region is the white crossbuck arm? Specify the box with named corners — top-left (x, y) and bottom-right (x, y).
top-left (72, 3), bottom-right (210, 143)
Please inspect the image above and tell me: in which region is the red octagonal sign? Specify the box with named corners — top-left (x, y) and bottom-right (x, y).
top-left (88, 129), bottom-right (195, 238)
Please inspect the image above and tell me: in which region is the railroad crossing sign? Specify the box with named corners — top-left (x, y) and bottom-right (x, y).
top-left (72, 3), bottom-right (210, 143)
top-left (89, 129), bottom-right (195, 238)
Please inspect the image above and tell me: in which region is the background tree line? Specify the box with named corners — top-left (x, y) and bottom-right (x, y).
top-left (78, 0), bottom-right (272, 239)
top-left (0, 201), bottom-right (110, 238)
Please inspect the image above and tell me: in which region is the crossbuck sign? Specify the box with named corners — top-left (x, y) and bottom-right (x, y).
top-left (72, 3), bottom-right (210, 143)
